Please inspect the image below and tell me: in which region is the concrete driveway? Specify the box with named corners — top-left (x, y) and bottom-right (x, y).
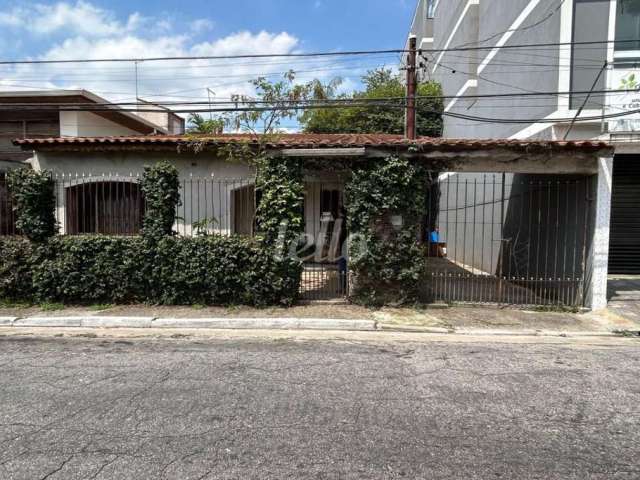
top-left (608, 276), bottom-right (640, 324)
top-left (0, 334), bottom-right (638, 479)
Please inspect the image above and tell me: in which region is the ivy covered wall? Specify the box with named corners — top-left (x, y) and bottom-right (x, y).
top-left (345, 156), bottom-right (428, 306)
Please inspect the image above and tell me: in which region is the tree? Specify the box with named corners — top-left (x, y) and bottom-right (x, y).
top-left (300, 68), bottom-right (443, 137)
top-left (226, 70), bottom-right (313, 136)
top-left (187, 113), bottom-right (225, 134)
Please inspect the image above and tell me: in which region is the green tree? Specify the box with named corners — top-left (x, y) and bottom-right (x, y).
top-left (187, 113), bottom-right (225, 134)
top-left (300, 68), bottom-right (443, 137)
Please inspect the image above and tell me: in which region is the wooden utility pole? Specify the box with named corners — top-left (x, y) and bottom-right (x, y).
top-left (405, 35), bottom-right (418, 140)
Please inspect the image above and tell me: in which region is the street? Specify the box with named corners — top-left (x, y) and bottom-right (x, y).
top-left (0, 334), bottom-right (639, 479)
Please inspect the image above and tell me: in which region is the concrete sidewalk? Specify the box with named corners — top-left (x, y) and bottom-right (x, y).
top-left (0, 307), bottom-right (638, 337)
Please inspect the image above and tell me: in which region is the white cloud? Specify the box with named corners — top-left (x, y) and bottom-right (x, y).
top-left (0, 0), bottom-right (365, 126)
top-left (0, 1), bottom-right (136, 37)
top-left (190, 19), bottom-right (214, 35)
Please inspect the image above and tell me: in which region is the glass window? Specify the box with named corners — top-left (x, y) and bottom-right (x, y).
top-left (426, 0), bottom-right (436, 19)
top-left (616, 0), bottom-right (640, 51)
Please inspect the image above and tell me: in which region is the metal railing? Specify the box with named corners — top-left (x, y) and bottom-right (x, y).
top-left (424, 174), bottom-right (593, 307)
top-left (0, 175), bottom-right (16, 236)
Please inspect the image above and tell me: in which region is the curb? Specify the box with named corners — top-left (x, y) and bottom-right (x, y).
top-left (152, 318), bottom-right (376, 331)
top-left (0, 316), bottom-right (631, 338)
top-left (377, 323), bottom-right (623, 338)
top-left (6, 316), bottom-right (376, 332)
top-left (14, 317), bottom-right (155, 328)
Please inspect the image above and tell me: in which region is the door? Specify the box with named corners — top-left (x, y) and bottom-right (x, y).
top-left (609, 155), bottom-right (640, 274)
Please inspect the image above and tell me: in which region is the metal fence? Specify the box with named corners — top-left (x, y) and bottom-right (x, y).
top-left (0, 175), bottom-right (16, 236)
top-left (0, 170), bottom-right (595, 307)
top-left (23, 174), bottom-right (255, 237)
top-left (300, 262), bottom-right (348, 301)
top-left (424, 173), bottom-right (593, 307)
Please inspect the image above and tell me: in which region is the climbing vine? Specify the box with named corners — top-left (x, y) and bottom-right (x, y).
top-left (345, 156), bottom-right (428, 306)
top-left (6, 168), bottom-right (57, 242)
top-left (140, 160), bottom-right (182, 239)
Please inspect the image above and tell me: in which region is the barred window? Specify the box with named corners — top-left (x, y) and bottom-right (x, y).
top-left (65, 181), bottom-right (144, 235)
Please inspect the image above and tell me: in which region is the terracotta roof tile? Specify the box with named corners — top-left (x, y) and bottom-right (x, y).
top-left (13, 133), bottom-right (611, 150)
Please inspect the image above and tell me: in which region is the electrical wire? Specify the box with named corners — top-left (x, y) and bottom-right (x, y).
top-left (1, 39), bottom-right (640, 65)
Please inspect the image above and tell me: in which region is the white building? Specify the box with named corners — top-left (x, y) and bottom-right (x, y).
top-left (406, 0), bottom-right (640, 289)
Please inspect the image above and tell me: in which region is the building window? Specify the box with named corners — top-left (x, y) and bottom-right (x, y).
top-left (426, 0), bottom-right (436, 19)
top-left (65, 181), bottom-right (144, 235)
top-left (616, 0), bottom-right (640, 51)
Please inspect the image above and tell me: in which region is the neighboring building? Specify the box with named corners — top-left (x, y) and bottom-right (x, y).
top-left (405, 0), bottom-right (640, 278)
top-left (0, 89), bottom-right (185, 236)
top-left (0, 89), bottom-right (184, 170)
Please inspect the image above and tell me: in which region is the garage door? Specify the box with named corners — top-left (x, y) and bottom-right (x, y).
top-left (609, 155), bottom-right (640, 274)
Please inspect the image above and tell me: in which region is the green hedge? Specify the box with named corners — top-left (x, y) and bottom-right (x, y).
top-left (346, 156), bottom-right (428, 306)
top-left (0, 235), bottom-right (301, 307)
top-left (6, 168), bottom-right (57, 242)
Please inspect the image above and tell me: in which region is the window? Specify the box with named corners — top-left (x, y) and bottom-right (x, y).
top-left (616, 0), bottom-right (640, 51)
top-left (65, 181), bottom-right (144, 235)
top-left (426, 0), bottom-right (436, 19)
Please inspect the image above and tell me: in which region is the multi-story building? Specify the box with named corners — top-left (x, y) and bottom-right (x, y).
top-left (406, 0), bottom-right (640, 281)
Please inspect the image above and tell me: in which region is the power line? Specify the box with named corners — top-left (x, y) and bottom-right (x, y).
top-left (1, 39), bottom-right (639, 65)
top-left (0, 87), bottom-right (637, 108)
top-left (3, 100), bottom-right (639, 126)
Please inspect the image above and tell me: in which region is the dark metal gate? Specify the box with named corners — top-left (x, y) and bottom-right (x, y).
top-left (424, 173), bottom-right (593, 308)
top-left (609, 155), bottom-right (640, 274)
top-left (299, 180), bottom-right (348, 300)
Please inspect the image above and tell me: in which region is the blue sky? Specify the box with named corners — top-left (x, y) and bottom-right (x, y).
top-left (0, 0), bottom-right (416, 107)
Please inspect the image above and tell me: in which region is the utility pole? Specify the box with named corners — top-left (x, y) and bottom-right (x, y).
top-left (405, 35), bottom-right (418, 140)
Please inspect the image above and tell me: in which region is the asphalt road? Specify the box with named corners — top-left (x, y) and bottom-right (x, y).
top-left (0, 334), bottom-right (639, 479)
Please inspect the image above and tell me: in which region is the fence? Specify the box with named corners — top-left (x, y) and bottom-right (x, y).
top-left (0, 171), bottom-right (595, 307)
top-left (14, 174), bottom-right (255, 237)
top-left (0, 174), bottom-right (16, 236)
top-left (424, 173), bottom-right (593, 307)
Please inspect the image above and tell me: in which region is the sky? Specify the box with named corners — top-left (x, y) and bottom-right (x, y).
top-left (0, 0), bottom-right (416, 112)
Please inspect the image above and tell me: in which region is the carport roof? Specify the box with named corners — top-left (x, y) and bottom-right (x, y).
top-left (14, 133), bottom-right (612, 152)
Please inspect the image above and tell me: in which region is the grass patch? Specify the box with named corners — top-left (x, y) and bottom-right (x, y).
top-left (39, 302), bottom-right (64, 311)
top-left (0, 299), bottom-right (33, 309)
top-left (89, 303), bottom-right (114, 311)
top-left (191, 304), bottom-right (206, 310)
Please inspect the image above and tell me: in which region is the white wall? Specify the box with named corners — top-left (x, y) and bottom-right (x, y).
top-left (31, 151), bottom-right (255, 235)
top-left (59, 111), bottom-right (142, 137)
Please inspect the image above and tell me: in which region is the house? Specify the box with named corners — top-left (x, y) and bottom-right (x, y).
top-left (405, 0), bottom-right (640, 295)
top-left (0, 89), bottom-right (185, 235)
top-left (0, 89), bottom-right (184, 169)
top-left (10, 132), bottom-right (613, 309)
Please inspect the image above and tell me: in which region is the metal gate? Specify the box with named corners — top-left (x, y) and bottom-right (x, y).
top-left (299, 180), bottom-right (348, 300)
top-left (609, 155), bottom-right (640, 274)
top-left (423, 173), bottom-right (593, 308)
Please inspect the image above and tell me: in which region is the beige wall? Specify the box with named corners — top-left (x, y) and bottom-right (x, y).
top-left (29, 150), bottom-right (344, 247)
top-left (31, 150), bottom-right (255, 235)
top-left (59, 111), bottom-right (142, 137)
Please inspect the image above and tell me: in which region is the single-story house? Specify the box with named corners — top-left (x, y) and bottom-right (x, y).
top-left (8, 133), bottom-right (614, 309)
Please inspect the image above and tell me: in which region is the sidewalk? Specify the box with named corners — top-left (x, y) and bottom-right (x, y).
top-left (1, 302), bottom-right (638, 337)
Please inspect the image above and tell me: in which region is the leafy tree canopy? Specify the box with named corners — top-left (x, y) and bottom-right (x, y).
top-left (187, 113), bottom-right (225, 134)
top-left (300, 68), bottom-right (443, 137)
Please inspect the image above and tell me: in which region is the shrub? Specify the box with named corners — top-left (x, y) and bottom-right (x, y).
top-left (346, 156), bottom-right (428, 306)
top-left (140, 161), bottom-right (181, 239)
top-left (0, 237), bottom-right (34, 300)
top-left (0, 235), bottom-right (300, 307)
top-left (255, 156), bottom-right (305, 247)
top-left (6, 168), bottom-right (57, 241)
